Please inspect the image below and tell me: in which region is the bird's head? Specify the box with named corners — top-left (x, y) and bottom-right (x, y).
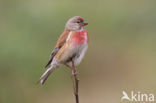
top-left (65, 16), bottom-right (88, 31)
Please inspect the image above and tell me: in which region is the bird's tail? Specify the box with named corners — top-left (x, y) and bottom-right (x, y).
top-left (37, 66), bottom-right (56, 85)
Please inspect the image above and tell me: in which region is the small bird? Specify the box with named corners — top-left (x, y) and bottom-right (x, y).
top-left (38, 16), bottom-right (89, 85)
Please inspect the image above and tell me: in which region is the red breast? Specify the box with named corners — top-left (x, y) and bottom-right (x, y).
top-left (72, 30), bottom-right (88, 45)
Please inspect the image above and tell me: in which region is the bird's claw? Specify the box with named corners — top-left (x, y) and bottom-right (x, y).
top-left (72, 71), bottom-right (78, 76)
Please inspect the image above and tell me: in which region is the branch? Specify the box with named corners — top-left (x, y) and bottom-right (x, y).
top-left (72, 74), bottom-right (79, 103)
top-left (71, 60), bottom-right (79, 103)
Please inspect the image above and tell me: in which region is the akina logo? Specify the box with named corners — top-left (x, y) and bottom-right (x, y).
top-left (121, 91), bottom-right (154, 102)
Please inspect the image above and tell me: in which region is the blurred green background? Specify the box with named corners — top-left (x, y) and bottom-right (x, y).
top-left (0, 0), bottom-right (156, 103)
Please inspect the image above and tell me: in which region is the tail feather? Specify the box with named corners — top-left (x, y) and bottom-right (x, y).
top-left (37, 67), bottom-right (54, 85)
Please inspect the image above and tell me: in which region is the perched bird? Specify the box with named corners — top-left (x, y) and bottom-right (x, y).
top-left (38, 16), bottom-right (89, 85)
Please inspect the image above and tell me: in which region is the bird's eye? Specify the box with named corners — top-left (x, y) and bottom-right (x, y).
top-left (77, 21), bottom-right (80, 23)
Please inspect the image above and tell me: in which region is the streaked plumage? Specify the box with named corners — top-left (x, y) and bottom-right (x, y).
top-left (38, 16), bottom-right (88, 85)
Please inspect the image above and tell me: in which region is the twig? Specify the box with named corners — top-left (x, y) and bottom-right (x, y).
top-left (71, 60), bottom-right (79, 103)
top-left (71, 74), bottom-right (79, 103)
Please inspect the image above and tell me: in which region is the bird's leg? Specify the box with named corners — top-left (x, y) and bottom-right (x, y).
top-left (65, 64), bottom-right (77, 76)
top-left (71, 60), bottom-right (77, 76)
top-left (65, 64), bottom-right (73, 70)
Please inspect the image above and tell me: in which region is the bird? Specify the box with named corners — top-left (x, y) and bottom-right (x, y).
top-left (38, 16), bottom-right (89, 85)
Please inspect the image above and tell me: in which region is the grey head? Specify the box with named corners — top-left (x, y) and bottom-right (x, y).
top-left (65, 16), bottom-right (88, 31)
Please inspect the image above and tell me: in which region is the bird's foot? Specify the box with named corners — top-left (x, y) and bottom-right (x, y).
top-left (72, 70), bottom-right (78, 76)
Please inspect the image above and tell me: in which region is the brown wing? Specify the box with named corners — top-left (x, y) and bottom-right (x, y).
top-left (45, 30), bottom-right (70, 67)
top-left (55, 30), bottom-right (70, 48)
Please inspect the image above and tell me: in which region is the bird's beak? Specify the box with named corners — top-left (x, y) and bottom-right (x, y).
top-left (82, 22), bottom-right (88, 26)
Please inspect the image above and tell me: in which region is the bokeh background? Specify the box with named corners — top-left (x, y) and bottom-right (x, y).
top-left (0, 0), bottom-right (156, 103)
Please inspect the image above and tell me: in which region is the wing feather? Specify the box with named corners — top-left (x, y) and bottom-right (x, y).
top-left (45, 30), bottom-right (70, 67)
